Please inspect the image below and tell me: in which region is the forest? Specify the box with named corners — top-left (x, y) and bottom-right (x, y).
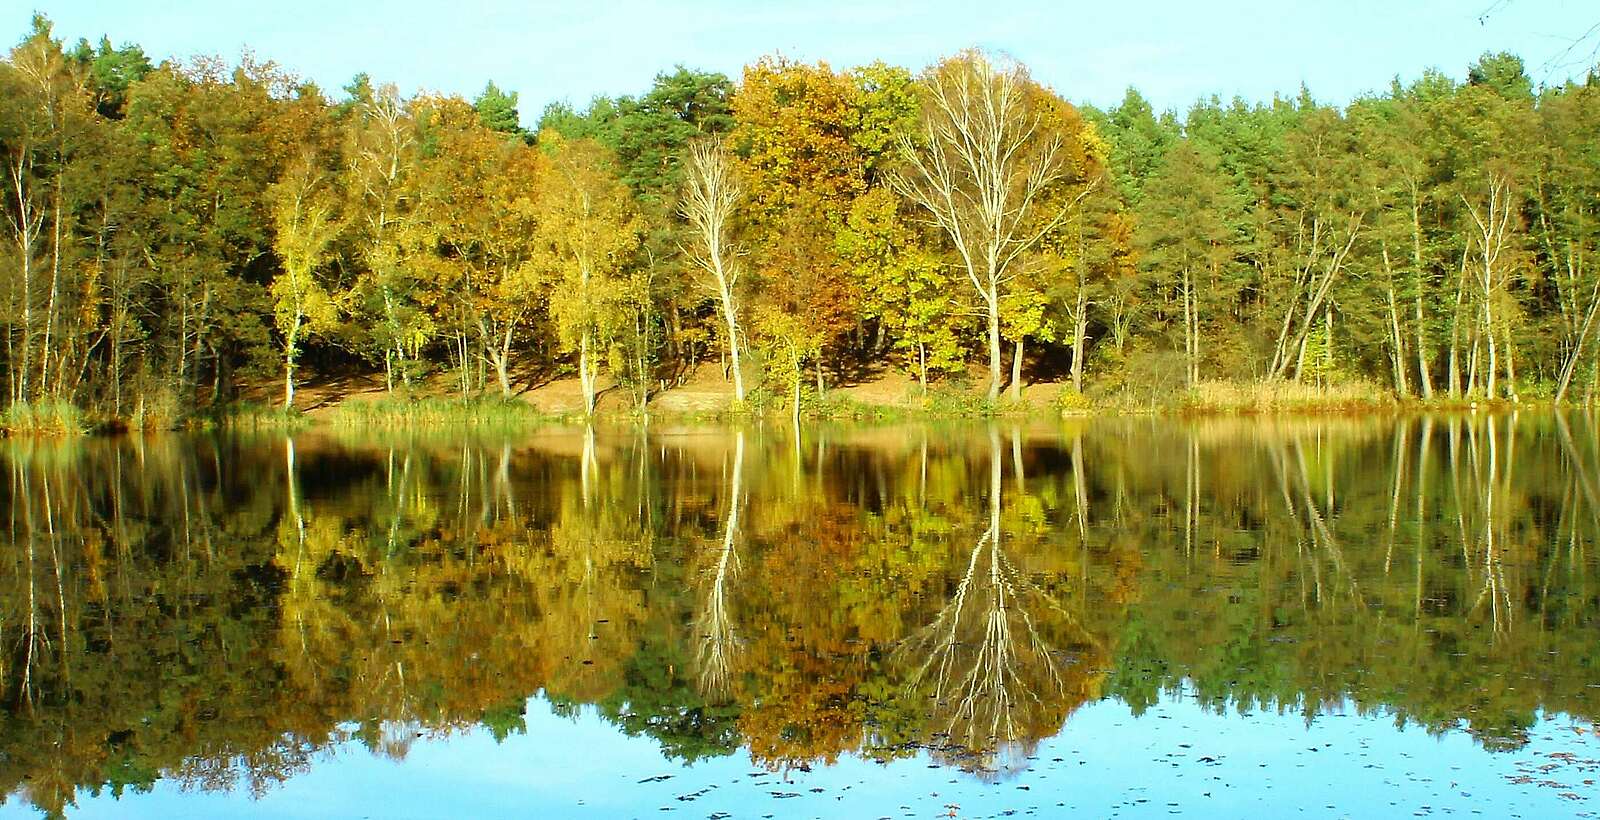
top-left (3, 14), bottom-right (1600, 429)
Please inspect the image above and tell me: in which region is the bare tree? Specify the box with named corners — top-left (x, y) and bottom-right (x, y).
top-left (681, 140), bottom-right (747, 403)
top-left (3, 141), bottom-right (42, 403)
top-left (1266, 212), bottom-right (1364, 379)
top-left (1461, 172), bottom-right (1519, 400)
top-left (892, 51), bottom-right (1096, 400)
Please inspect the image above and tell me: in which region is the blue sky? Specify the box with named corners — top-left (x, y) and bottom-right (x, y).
top-left (12, 0), bottom-right (1599, 125)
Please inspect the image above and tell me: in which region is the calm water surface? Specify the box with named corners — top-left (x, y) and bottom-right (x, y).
top-left (2, 414), bottom-right (1598, 818)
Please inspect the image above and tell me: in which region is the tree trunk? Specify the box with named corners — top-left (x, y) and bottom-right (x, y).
top-left (10, 156), bottom-right (37, 403)
top-left (1467, 331), bottom-right (1480, 398)
top-left (493, 353), bottom-right (512, 398)
top-left (1415, 290), bottom-right (1433, 399)
top-left (396, 339), bottom-right (411, 389)
top-left (1183, 267), bottom-right (1199, 386)
top-left (381, 290), bottom-right (405, 392)
top-left (110, 313), bottom-right (122, 416)
top-left (1009, 337), bottom-right (1024, 402)
top-left (1410, 194), bottom-right (1434, 399)
top-left (1555, 284), bottom-right (1600, 403)
top-left (637, 313), bottom-right (650, 418)
top-left (1447, 251), bottom-right (1467, 399)
top-left (18, 241), bottom-right (31, 404)
top-left (719, 289), bottom-right (744, 402)
top-left (1293, 314), bottom-right (1312, 381)
top-left (1503, 323), bottom-right (1519, 403)
top-left (1382, 246), bottom-right (1408, 396)
top-left (917, 341), bottom-right (928, 394)
top-left (1388, 288), bottom-right (1408, 394)
top-left (1324, 307), bottom-right (1335, 383)
top-left (177, 279), bottom-right (191, 397)
top-left (579, 329), bottom-right (595, 416)
top-left (41, 177), bottom-right (62, 400)
top-left (985, 294), bottom-right (1003, 400)
top-left (283, 326), bottom-right (298, 410)
top-left (791, 350), bottom-right (802, 433)
top-left (1071, 288), bottom-right (1088, 393)
top-left (192, 290), bottom-right (209, 398)
top-left (457, 329), bottom-right (471, 401)
top-left (1483, 299), bottom-right (1498, 400)
top-left (492, 324), bottom-right (515, 398)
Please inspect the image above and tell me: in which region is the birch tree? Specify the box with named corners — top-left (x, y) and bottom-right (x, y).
top-left (268, 157), bottom-right (342, 409)
top-left (1264, 106), bottom-right (1367, 380)
top-left (343, 82), bottom-right (422, 392)
top-left (535, 133), bottom-right (640, 416)
top-left (680, 139), bottom-right (747, 402)
top-left (1535, 82), bottom-right (1600, 403)
top-left (1446, 77), bottom-right (1533, 400)
top-left (0, 71), bottom-right (45, 403)
top-left (892, 51), bottom-right (1098, 400)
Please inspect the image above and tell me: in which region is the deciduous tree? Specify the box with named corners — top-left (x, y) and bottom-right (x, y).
top-left (893, 51), bottom-right (1099, 400)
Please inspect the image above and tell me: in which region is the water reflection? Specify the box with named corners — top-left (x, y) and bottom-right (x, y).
top-left (1, 413), bottom-right (1598, 815)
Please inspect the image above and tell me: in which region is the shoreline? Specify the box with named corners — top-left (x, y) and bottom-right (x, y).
top-left (2, 377), bottom-right (1586, 438)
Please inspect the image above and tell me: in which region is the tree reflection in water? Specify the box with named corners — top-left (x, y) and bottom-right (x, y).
top-left (897, 428), bottom-right (1105, 778)
top-left (694, 431), bottom-right (744, 701)
top-left (0, 413), bottom-right (1597, 813)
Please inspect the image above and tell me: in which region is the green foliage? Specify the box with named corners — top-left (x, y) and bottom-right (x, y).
top-left (67, 35), bottom-right (151, 117)
top-left (1088, 87), bottom-right (1179, 206)
top-left (837, 189), bottom-right (966, 384)
top-left (1468, 51), bottom-right (1534, 102)
top-left (537, 67), bottom-right (733, 204)
top-left (473, 81), bottom-right (525, 136)
top-left (480, 698), bottom-right (529, 742)
top-left (846, 61), bottom-right (918, 182)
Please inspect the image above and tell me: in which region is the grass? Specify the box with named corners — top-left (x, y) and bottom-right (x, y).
top-left (1177, 379), bottom-right (1397, 415)
top-left (801, 383), bottom-right (1004, 422)
top-left (326, 395), bottom-right (548, 429)
top-left (0, 400), bottom-right (85, 436)
top-left (195, 401), bottom-right (312, 432)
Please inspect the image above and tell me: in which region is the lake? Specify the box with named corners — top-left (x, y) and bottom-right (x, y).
top-left (1, 414), bottom-right (1598, 819)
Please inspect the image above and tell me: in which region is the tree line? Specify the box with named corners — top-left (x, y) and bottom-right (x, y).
top-left (3, 14), bottom-right (1599, 426)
